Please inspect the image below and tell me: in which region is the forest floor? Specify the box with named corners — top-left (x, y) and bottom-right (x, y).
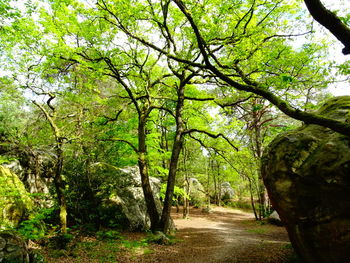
top-left (40, 206), bottom-right (299, 263)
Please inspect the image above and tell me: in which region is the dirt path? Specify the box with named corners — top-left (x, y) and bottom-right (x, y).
top-left (42, 206), bottom-right (295, 262)
top-left (140, 206), bottom-right (294, 263)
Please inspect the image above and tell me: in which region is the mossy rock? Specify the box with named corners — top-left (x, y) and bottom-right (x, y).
top-left (262, 96), bottom-right (350, 263)
top-left (0, 166), bottom-right (33, 228)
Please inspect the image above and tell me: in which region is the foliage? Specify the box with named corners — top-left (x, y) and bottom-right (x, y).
top-left (17, 207), bottom-right (56, 240)
top-left (160, 184), bottom-right (189, 202)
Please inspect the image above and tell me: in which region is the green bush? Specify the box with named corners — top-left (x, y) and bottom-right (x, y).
top-left (17, 207), bottom-right (56, 240)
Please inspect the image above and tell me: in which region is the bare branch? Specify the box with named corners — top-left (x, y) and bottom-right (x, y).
top-left (32, 100), bottom-right (61, 142)
top-left (183, 129), bottom-right (239, 151)
top-left (100, 109), bottom-right (124, 125)
top-left (149, 105), bottom-right (176, 118)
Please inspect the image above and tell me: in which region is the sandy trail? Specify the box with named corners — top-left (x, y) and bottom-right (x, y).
top-left (140, 206), bottom-right (294, 263)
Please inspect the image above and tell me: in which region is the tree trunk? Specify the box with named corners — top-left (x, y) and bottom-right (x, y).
top-left (183, 175), bottom-right (190, 219)
top-left (247, 176), bottom-right (258, 221)
top-left (251, 104), bottom-right (267, 220)
top-left (54, 143), bottom-right (67, 234)
top-left (217, 162), bottom-right (221, 206)
top-left (32, 101), bottom-right (68, 234)
top-left (138, 114), bottom-right (161, 231)
top-left (213, 160), bottom-right (218, 205)
top-left (257, 171), bottom-right (266, 220)
top-left (206, 160), bottom-right (211, 209)
top-left (159, 83), bottom-right (185, 233)
top-left (304, 0), bottom-right (350, 54)
top-left (176, 196), bottom-right (180, 213)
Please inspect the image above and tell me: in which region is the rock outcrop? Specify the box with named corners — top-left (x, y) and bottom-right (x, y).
top-left (100, 166), bottom-right (163, 231)
top-left (0, 166), bottom-right (32, 228)
top-left (188, 178), bottom-right (206, 207)
top-left (0, 230), bottom-right (30, 263)
top-left (221, 182), bottom-right (234, 201)
top-left (18, 150), bottom-right (54, 197)
top-left (262, 96), bottom-right (350, 263)
top-left (267, 211), bottom-right (282, 226)
top-left (1, 148), bottom-right (54, 207)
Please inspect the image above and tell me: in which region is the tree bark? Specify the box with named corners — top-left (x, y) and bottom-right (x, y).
top-left (247, 175), bottom-right (258, 221)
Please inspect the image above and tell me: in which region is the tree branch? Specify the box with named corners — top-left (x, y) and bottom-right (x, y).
top-left (183, 129), bottom-right (239, 151)
top-left (217, 95), bottom-right (253, 108)
top-left (32, 100), bottom-right (61, 142)
top-left (174, 0), bottom-right (350, 136)
top-left (100, 138), bottom-right (138, 153)
top-left (184, 96), bottom-right (215, 101)
top-left (304, 0), bottom-right (350, 55)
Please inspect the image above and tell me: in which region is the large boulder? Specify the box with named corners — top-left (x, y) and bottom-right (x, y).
top-left (0, 230), bottom-right (30, 263)
top-left (261, 96), bottom-right (350, 263)
top-left (2, 149), bottom-right (54, 207)
top-left (221, 181), bottom-right (234, 201)
top-left (18, 150), bottom-right (54, 196)
top-left (267, 210), bottom-right (282, 226)
top-left (100, 166), bottom-right (163, 231)
top-left (188, 178), bottom-right (206, 207)
top-left (0, 166), bottom-right (32, 228)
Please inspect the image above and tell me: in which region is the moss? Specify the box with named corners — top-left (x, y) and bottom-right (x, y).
top-left (0, 166), bottom-right (32, 228)
top-left (317, 96), bottom-right (350, 121)
top-left (318, 96), bottom-right (350, 112)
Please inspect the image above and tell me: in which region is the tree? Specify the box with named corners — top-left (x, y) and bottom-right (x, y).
top-left (96, 0), bottom-right (347, 135)
top-left (0, 84), bottom-right (27, 144)
top-left (31, 94), bottom-right (68, 234)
